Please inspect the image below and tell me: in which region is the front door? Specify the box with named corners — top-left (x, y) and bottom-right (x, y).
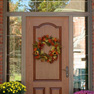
top-left (26, 17), bottom-right (69, 94)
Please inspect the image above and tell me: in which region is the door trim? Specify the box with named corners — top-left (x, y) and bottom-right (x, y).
top-left (69, 16), bottom-right (73, 94)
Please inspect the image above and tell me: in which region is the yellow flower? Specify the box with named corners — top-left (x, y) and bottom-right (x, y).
top-left (3, 91), bottom-right (5, 93)
top-left (13, 90), bottom-right (15, 93)
top-left (0, 81), bottom-right (26, 94)
top-left (3, 86), bottom-right (5, 89)
top-left (24, 89), bottom-right (26, 91)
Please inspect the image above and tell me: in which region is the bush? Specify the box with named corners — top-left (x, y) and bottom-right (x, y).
top-left (74, 90), bottom-right (94, 94)
top-left (0, 81), bottom-right (26, 94)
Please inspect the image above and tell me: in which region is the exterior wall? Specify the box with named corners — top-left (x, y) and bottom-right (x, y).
top-left (0, 0), bottom-right (93, 91)
top-left (0, 0), bottom-right (3, 84)
top-left (92, 0), bottom-right (94, 90)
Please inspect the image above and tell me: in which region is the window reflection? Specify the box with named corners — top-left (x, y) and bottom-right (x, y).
top-left (7, 0), bottom-right (88, 12)
top-left (73, 17), bottom-right (88, 92)
top-left (7, 17), bottom-right (22, 82)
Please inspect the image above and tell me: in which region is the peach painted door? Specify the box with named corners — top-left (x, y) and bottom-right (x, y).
top-left (26, 17), bottom-right (69, 94)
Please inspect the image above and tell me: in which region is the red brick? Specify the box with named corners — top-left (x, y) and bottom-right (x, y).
top-left (0, 79), bottom-right (2, 81)
top-left (0, 28), bottom-right (3, 31)
top-left (0, 8), bottom-right (3, 11)
top-left (92, 38), bottom-right (94, 42)
top-left (0, 58), bottom-right (2, 61)
top-left (0, 32), bottom-right (3, 34)
top-left (0, 2), bottom-right (3, 5)
top-left (0, 72), bottom-right (2, 74)
top-left (0, 52), bottom-right (3, 54)
top-left (0, 17), bottom-right (3, 20)
top-left (0, 5), bottom-right (3, 8)
top-left (0, 11), bottom-right (3, 14)
top-left (0, 22), bottom-right (3, 24)
top-left (0, 62), bottom-right (2, 65)
top-left (0, 68), bottom-right (2, 71)
top-left (92, 0), bottom-right (94, 89)
top-left (0, 67), bottom-right (2, 70)
top-left (92, 43), bottom-right (94, 45)
top-left (0, 15), bottom-right (2, 17)
top-left (0, 0), bottom-right (3, 84)
top-left (0, 37), bottom-right (3, 40)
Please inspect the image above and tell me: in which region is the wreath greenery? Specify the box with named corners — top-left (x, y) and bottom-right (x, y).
top-left (33, 35), bottom-right (61, 63)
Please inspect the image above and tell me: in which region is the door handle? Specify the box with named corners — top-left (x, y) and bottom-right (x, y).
top-left (62, 66), bottom-right (69, 78)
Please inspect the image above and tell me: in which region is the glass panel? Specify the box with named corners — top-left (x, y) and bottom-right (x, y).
top-left (28, 2), bottom-right (36, 12)
top-left (73, 17), bottom-right (88, 93)
top-left (8, 17), bottom-right (22, 35)
top-left (8, 36), bottom-right (22, 55)
top-left (7, 0), bottom-right (88, 12)
top-left (7, 17), bottom-right (22, 82)
top-left (8, 55), bottom-right (21, 81)
top-left (36, 2), bottom-right (47, 12)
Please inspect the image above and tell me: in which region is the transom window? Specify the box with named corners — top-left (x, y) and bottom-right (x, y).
top-left (7, 0), bottom-right (88, 12)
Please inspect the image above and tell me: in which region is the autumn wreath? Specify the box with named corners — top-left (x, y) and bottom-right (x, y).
top-left (33, 35), bottom-right (61, 63)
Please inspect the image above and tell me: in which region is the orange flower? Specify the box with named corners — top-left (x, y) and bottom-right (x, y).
top-left (35, 56), bottom-right (39, 59)
top-left (54, 38), bottom-right (57, 42)
top-left (48, 39), bottom-right (51, 43)
top-left (38, 37), bottom-right (41, 41)
top-left (46, 35), bottom-right (49, 38)
top-left (38, 42), bottom-right (41, 47)
top-left (52, 50), bottom-right (54, 53)
top-left (51, 42), bottom-right (54, 45)
top-left (34, 48), bottom-right (37, 51)
top-left (55, 45), bottom-right (58, 47)
top-left (56, 52), bottom-right (58, 55)
top-left (43, 38), bottom-right (46, 41)
top-left (47, 60), bottom-right (49, 62)
top-left (49, 53), bottom-right (53, 56)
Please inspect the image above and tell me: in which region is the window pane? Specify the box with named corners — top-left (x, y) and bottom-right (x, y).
top-left (8, 17), bottom-right (22, 35)
top-left (73, 17), bottom-right (88, 92)
top-left (7, 17), bottom-right (22, 82)
top-left (8, 55), bottom-right (21, 81)
top-left (7, 0), bottom-right (88, 12)
top-left (8, 36), bottom-right (22, 55)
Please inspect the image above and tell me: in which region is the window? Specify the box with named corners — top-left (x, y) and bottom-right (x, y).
top-left (73, 17), bottom-right (88, 92)
top-left (7, 0), bottom-right (88, 12)
top-left (7, 17), bottom-right (22, 81)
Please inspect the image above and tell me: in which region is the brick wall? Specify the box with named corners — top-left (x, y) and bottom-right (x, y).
top-left (92, 0), bottom-right (94, 90)
top-left (0, 0), bottom-right (3, 84)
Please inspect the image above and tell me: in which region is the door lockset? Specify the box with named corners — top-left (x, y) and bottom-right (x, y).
top-left (62, 66), bottom-right (69, 78)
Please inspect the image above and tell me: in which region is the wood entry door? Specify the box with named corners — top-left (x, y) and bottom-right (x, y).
top-left (26, 17), bottom-right (69, 94)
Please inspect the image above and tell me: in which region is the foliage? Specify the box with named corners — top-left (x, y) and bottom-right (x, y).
top-left (9, 16), bottom-right (22, 81)
top-left (9, 0), bottom-right (26, 12)
top-left (9, 0), bottom-right (70, 12)
top-left (9, 1), bottom-right (19, 12)
top-left (0, 81), bottom-right (26, 94)
top-left (28, 0), bottom-right (70, 12)
top-left (74, 90), bottom-right (94, 94)
top-left (8, 0), bottom-right (25, 82)
top-left (9, 17), bottom-right (22, 82)
top-left (33, 35), bottom-right (61, 63)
